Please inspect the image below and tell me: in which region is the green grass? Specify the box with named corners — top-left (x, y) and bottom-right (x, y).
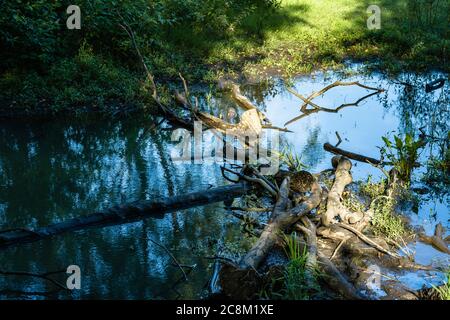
top-left (370, 196), bottom-right (409, 241)
top-left (1, 0), bottom-right (448, 115)
top-left (210, 0), bottom-right (449, 78)
top-left (259, 232), bottom-right (320, 300)
top-left (342, 192), bottom-right (366, 213)
top-left (359, 175), bottom-right (387, 200)
top-left (281, 232), bottom-right (320, 300)
top-left (432, 270), bottom-right (450, 300)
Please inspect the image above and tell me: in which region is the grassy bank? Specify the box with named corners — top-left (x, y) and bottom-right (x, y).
top-left (0, 0), bottom-right (448, 116)
top-left (226, 0), bottom-right (449, 78)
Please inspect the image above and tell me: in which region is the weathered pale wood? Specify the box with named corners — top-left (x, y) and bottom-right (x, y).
top-left (239, 177), bottom-right (322, 269)
top-left (322, 156), bottom-right (362, 226)
top-left (419, 223), bottom-right (450, 254)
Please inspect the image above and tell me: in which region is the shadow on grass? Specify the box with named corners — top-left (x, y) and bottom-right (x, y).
top-left (341, 0), bottom-right (449, 71)
top-left (164, 2), bottom-right (312, 75)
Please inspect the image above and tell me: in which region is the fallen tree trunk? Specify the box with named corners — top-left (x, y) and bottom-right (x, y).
top-left (324, 143), bottom-right (420, 167)
top-left (322, 156), bottom-right (363, 226)
top-left (324, 143), bottom-right (381, 165)
top-left (294, 221), bottom-right (364, 300)
top-left (0, 182), bottom-right (250, 250)
top-left (239, 177), bottom-right (322, 269)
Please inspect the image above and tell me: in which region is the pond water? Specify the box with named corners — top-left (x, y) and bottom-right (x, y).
top-left (0, 67), bottom-right (448, 299)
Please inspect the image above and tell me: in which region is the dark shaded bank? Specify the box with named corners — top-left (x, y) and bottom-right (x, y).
top-left (0, 0), bottom-right (448, 117)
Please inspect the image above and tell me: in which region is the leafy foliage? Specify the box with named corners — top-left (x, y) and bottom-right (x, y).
top-left (380, 134), bottom-right (425, 183)
top-left (277, 144), bottom-right (308, 172)
top-left (0, 0), bottom-right (279, 113)
top-left (370, 196), bottom-right (409, 242)
top-left (359, 175), bottom-right (386, 200)
top-left (281, 232), bottom-right (319, 300)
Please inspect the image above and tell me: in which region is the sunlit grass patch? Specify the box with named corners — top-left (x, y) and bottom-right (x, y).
top-left (358, 175), bottom-right (387, 200)
top-left (432, 270), bottom-right (450, 300)
top-left (370, 196), bottom-right (409, 242)
top-left (281, 232), bottom-right (320, 300)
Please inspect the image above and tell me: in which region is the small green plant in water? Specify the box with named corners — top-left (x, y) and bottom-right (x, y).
top-left (424, 132), bottom-right (450, 187)
top-left (380, 133), bottom-right (425, 183)
top-left (277, 144), bottom-right (307, 172)
top-left (432, 270), bottom-right (450, 300)
top-left (280, 233), bottom-right (319, 300)
top-left (370, 196), bottom-right (408, 242)
top-left (359, 175), bottom-right (386, 200)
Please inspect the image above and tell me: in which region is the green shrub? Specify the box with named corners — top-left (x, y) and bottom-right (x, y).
top-left (370, 196), bottom-right (409, 242)
top-left (380, 134), bottom-right (425, 183)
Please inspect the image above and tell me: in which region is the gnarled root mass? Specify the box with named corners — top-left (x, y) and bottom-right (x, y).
top-left (219, 151), bottom-right (437, 300)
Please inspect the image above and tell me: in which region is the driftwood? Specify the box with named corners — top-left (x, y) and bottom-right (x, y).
top-left (284, 81), bottom-right (384, 126)
top-left (317, 253), bottom-right (364, 300)
top-left (231, 83), bottom-right (259, 111)
top-left (324, 143), bottom-right (383, 165)
top-left (0, 182), bottom-right (249, 250)
top-left (419, 223), bottom-right (450, 254)
top-left (322, 156), bottom-right (363, 226)
top-left (293, 224), bottom-right (364, 300)
top-left (318, 225), bottom-right (383, 257)
top-left (324, 143), bottom-right (421, 168)
top-left (295, 217), bottom-right (318, 289)
top-left (335, 223), bottom-right (399, 258)
top-left (239, 177), bottom-right (322, 269)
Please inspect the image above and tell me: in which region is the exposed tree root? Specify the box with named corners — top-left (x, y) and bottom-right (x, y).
top-left (419, 223), bottom-right (450, 254)
top-left (239, 177), bottom-right (322, 269)
top-left (322, 156), bottom-right (363, 226)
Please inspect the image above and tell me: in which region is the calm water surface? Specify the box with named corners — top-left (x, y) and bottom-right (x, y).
top-left (0, 67), bottom-right (448, 299)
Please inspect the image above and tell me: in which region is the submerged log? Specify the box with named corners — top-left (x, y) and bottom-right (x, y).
top-left (0, 182), bottom-right (250, 250)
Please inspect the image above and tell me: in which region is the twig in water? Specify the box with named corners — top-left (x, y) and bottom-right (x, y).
top-left (148, 238), bottom-right (188, 281)
top-left (285, 81), bottom-right (384, 126)
top-left (0, 268), bottom-right (69, 291)
top-left (335, 223), bottom-right (400, 258)
top-left (335, 131), bottom-right (343, 147)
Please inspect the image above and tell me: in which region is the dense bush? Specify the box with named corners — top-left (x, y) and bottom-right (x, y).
top-left (0, 0), bottom-right (279, 71)
top-left (0, 0), bottom-right (280, 114)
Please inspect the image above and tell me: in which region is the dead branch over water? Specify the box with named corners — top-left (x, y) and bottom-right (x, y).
top-left (284, 81), bottom-right (384, 126)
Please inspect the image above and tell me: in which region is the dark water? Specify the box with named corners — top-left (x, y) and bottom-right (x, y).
top-left (0, 67), bottom-right (448, 299)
